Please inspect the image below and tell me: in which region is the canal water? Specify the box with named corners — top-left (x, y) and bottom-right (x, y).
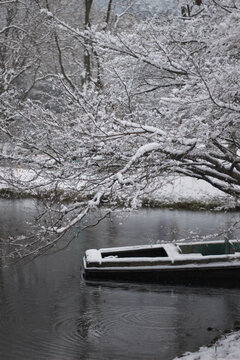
top-left (0, 199), bottom-right (240, 360)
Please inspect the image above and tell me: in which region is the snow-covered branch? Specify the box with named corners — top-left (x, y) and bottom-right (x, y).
top-left (1, 0), bottom-right (240, 258)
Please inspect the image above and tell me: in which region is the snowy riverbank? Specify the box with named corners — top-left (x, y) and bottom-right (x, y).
top-left (0, 167), bottom-right (236, 210)
top-left (174, 330), bottom-right (240, 360)
top-left (150, 176), bottom-right (236, 210)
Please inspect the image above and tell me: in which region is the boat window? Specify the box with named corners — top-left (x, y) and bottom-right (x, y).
top-left (178, 242), bottom-right (235, 256)
top-left (232, 241), bottom-right (240, 253)
top-left (101, 247), bottom-right (168, 258)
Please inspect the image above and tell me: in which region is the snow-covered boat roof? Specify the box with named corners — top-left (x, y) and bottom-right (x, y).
top-left (85, 241), bottom-right (240, 266)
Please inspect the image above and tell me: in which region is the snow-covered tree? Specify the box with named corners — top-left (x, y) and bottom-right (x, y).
top-left (0, 0), bottom-right (240, 258)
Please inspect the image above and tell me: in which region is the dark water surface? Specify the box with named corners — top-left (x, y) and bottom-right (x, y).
top-left (0, 200), bottom-right (240, 360)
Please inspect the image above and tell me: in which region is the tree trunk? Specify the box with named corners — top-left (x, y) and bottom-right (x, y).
top-left (82, 0), bottom-right (93, 84)
top-left (106, 0), bottom-right (113, 24)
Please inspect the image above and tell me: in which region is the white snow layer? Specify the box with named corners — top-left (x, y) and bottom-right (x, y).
top-left (152, 176), bottom-right (232, 208)
top-left (86, 249), bottom-right (102, 264)
top-left (0, 167), bottom-right (232, 207)
top-left (173, 330), bottom-right (240, 360)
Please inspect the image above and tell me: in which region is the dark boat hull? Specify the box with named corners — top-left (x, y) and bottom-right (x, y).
top-left (84, 265), bottom-right (240, 288)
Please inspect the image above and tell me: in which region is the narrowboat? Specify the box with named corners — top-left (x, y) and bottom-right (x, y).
top-left (83, 240), bottom-right (240, 287)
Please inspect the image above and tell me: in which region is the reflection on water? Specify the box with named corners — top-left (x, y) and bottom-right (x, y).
top-left (0, 200), bottom-right (240, 360)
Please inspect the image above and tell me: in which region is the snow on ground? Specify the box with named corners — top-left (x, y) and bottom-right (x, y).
top-left (151, 176), bottom-right (234, 209)
top-left (174, 330), bottom-right (240, 360)
top-left (155, 176), bottom-right (225, 201)
top-left (0, 166), bottom-right (86, 196)
top-left (0, 167), bottom-right (235, 208)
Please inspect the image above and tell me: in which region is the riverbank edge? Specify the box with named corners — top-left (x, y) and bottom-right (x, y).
top-left (1, 168), bottom-right (238, 211)
top-left (174, 327), bottom-right (240, 360)
top-left (0, 187), bottom-right (238, 211)
top-left (0, 186), bottom-right (239, 211)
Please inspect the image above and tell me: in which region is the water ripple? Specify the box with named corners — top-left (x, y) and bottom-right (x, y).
top-left (120, 305), bottom-right (176, 329)
top-left (53, 311), bottom-right (104, 343)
